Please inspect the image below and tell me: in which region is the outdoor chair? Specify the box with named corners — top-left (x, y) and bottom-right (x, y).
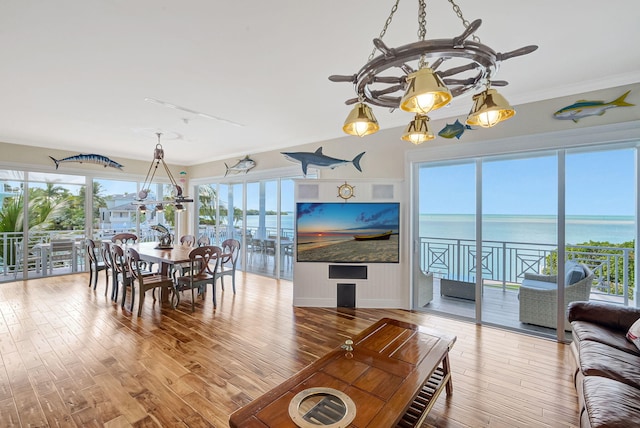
top-left (49, 240), bottom-right (75, 274)
top-left (519, 261), bottom-right (594, 330)
top-left (13, 241), bottom-right (41, 278)
top-left (216, 239), bottom-right (241, 293)
top-left (173, 246), bottom-right (222, 312)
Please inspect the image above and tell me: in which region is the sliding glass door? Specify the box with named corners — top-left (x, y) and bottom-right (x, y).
top-left (413, 144), bottom-right (638, 337)
top-left (481, 155), bottom-right (557, 333)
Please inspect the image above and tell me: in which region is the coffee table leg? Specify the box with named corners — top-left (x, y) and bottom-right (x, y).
top-left (443, 353), bottom-right (453, 395)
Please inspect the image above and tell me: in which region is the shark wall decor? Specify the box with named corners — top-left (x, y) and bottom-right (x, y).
top-left (553, 90), bottom-right (634, 123)
top-left (281, 147), bottom-right (365, 175)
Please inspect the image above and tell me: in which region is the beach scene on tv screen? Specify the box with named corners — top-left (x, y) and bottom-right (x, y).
top-left (296, 202), bottom-right (400, 263)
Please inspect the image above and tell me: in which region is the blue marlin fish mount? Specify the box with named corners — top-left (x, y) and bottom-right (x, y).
top-left (49, 153), bottom-right (124, 170)
top-left (553, 90), bottom-right (634, 123)
top-left (438, 119), bottom-right (474, 140)
top-left (281, 147), bottom-right (365, 175)
top-left (225, 155), bottom-right (256, 176)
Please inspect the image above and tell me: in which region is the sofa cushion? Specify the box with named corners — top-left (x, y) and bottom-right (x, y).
top-left (627, 317), bottom-right (640, 351)
top-left (565, 260), bottom-right (585, 285)
top-left (520, 279), bottom-right (556, 290)
top-left (579, 340), bottom-right (640, 389)
top-left (572, 320), bottom-right (640, 357)
top-left (580, 375), bottom-right (640, 428)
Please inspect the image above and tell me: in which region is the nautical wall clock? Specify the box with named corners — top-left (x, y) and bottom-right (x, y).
top-left (338, 182), bottom-right (355, 200)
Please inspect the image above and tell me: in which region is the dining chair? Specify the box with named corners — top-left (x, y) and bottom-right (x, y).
top-left (180, 234), bottom-right (196, 247)
top-left (85, 238), bottom-right (106, 289)
top-left (126, 248), bottom-right (174, 317)
top-left (197, 235), bottom-right (210, 247)
top-left (173, 245), bottom-right (222, 312)
top-left (110, 244), bottom-right (132, 306)
top-left (101, 241), bottom-right (117, 299)
top-left (216, 239), bottom-right (241, 294)
top-left (111, 233), bottom-right (138, 245)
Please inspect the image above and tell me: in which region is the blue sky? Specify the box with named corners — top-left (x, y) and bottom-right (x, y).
top-left (420, 148), bottom-right (635, 216)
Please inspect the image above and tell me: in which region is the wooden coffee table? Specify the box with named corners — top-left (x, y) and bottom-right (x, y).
top-left (229, 317), bottom-right (456, 428)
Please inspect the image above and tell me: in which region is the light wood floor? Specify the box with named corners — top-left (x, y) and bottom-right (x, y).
top-left (0, 272), bottom-right (579, 427)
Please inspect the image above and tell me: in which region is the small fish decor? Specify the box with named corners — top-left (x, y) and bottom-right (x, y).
top-left (438, 119), bottom-right (473, 139)
top-left (225, 155), bottom-right (256, 176)
top-left (49, 153), bottom-right (123, 170)
top-left (281, 147), bottom-right (365, 175)
top-left (553, 90), bottom-right (634, 123)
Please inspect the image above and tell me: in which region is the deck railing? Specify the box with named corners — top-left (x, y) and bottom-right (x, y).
top-left (418, 237), bottom-right (634, 304)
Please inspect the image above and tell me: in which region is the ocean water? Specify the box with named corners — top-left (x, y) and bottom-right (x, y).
top-left (244, 214), bottom-right (635, 245)
top-left (420, 214), bottom-right (635, 245)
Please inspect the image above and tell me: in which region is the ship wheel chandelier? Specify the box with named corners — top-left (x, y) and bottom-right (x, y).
top-left (133, 133), bottom-right (193, 213)
top-left (329, 0), bottom-right (538, 144)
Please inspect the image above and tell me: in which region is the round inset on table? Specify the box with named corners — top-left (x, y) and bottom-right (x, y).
top-left (288, 387), bottom-right (356, 428)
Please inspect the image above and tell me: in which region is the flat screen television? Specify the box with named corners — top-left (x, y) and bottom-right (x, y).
top-left (296, 202), bottom-right (400, 263)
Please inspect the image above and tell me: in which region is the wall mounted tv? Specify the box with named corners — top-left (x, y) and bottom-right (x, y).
top-left (296, 202), bottom-right (400, 263)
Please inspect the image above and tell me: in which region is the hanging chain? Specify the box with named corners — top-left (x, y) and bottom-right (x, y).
top-left (417, 0), bottom-right (427, 68)
top-left (448, 0), bottom-right (480, 43)
top-left (368, 0), bottom-right (401, 62)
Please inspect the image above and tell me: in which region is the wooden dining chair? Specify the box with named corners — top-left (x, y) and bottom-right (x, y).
top-left (216, 239), bottom-right (241, 294)
top-left (100, 241), bottom-right (117, 299)
top-left (111, 233), bottom-right (138, 245)
top-left (86, 238), bottom-right (106, 289)
top-left (197, 235), bottom-right (210, 247)
top-left (110, 244), bottom-right (132, 306)
top-left (173, 245), bottom-right (222, 312)
top-left (180, 234), bottom-right (196, 247)
top-left (126, 248), bottom-right (174, 317)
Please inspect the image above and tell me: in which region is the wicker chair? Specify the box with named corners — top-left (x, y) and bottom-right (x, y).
top-left (519, 262), bottom-right (594, 330)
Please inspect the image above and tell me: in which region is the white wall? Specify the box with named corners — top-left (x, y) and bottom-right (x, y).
top-left (292, 179), bottom-right (407, 308)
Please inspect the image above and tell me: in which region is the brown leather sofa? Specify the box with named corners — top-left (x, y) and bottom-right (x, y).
top-left (567, 301), bottom-right (640, 428)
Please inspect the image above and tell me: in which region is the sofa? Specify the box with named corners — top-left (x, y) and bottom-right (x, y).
top-left (567, 301), bottom-right (640, 428)
top-left (519, 261), bottom-right (593, 329)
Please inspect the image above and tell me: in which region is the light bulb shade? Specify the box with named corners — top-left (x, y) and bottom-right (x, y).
top-left (466, 88), bottom-right (515, 128)
top-left (400, 68), bottom-right (452, 114)
top-left (138, 205), bottom-right (146, 213)
top-left (175, 204), bottom-right (184, 212)
top-left (401, 114), bottom-right (435, 144)
top-left (155, 203), bottom-right (164, 212)
top-left (342, 103), bottom-right (380, 137)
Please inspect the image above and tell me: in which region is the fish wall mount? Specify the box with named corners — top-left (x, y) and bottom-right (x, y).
top-left (553, 90), bottom-right (634, 123)
top-left (49, 153), bottom-right (124, 170)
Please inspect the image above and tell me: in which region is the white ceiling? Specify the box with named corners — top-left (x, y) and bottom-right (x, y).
top-left (1, 1), bottom-right (639, 166)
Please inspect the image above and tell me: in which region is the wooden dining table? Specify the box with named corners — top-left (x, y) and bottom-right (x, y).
top-left (128, 241), bottom-right (193, 303)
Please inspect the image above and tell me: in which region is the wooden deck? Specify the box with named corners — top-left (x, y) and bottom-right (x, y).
top-left (0, 272), bottom-right (579, 427)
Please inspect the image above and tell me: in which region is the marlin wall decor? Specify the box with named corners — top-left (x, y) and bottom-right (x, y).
top-left (49, 153), bottom-right (124, 170)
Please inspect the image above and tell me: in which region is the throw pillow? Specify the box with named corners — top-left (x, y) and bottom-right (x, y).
top-left (627, 318), bottom-right (640, 351)
top-left (565, 261), bottom-right (585, 285)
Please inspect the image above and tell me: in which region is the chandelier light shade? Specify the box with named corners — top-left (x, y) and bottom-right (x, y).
top-left (401, 114), bottom-right (435, 144)
top-left (466, 88), bottom-right (515, 128)
top-left (329, 0), bottom-right (537, 142)
top-left (343, 102), bottom-right (380, 137)
top-left (133, 133), bottom-right (194, 212)
top-left (400, 68), bottom-right (452, 114)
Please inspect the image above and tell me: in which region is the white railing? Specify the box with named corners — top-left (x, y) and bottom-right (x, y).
top-left (418, 236), bottom-right (634, 304)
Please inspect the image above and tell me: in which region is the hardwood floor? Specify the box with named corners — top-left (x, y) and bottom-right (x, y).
top-left (0, 272), bottom-right (579, 427)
